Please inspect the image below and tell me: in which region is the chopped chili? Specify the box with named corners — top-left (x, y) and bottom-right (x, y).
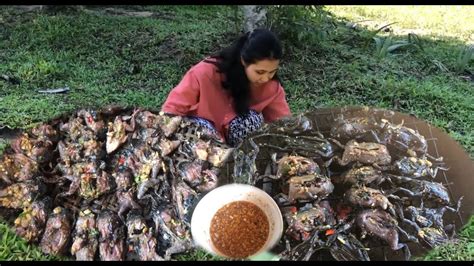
top-left (325, 228), bottom-right (335, 236)
top-left (210, 201), bottom-right (269, 259)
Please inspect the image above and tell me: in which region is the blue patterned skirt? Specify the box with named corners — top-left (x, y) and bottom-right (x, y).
top-left (187, 109), bottom-right (263, 147)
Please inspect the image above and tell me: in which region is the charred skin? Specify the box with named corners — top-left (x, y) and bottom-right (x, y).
top-left (130, 143), bottom-right (153, 165)
top-left (277, 155), bottom-right (320, 180)
top-left (133, 127), bottom-right (161, 146)
top-left (196, 168), bottom-right (219, 193)
top-left (178, 160), bottom-right (203, 188)
top-left (133, 152), bottom-right (161, 186)
top-left (130, 145), bottom-right (163, 183)
top-left (206, 144), bottom-right (234, 168)
top-left (31, 124), bottom-right (59, 143)
top-left (152, 205), bottom-right (192, 260)
top-left (378, 120), bottom-right (428, 158)
top-left (135, 110), bottom-right (161, 129)
top-left (274, 114), bottom-right (313, 135)
top-left (192, 140), bottom-right (209, 161)
top-left (173, 181), bottom-right (199, 224)
top-left (176, 146), bottom-right (216, 191)
top-left (70, 209), bottom-right (98, 261)
top-left (95, 170), bottom-right (114, 196)
top-left (60, 116), bottom-right (83, 141)
top-left (417, 227), bottom-right (449, 249)
top-left (0, 153), bottom-right (39, 184)
top-left (114, 149), bottom-right (139, 179)
top-left (11, 133), bottom-right (54, 164)
top-left (356, 209), bottom-right (402, 250)
top-left (330, 116), bottom-right (379, 144)
top-left (39, 207), bottom-right (72, 256)
top-left (135, 231), bottom-right (163, 261)
top-left (418, 181), bottom-right (451, 205)
top-left (27, 139), bottom-right (55, 164)
top-left (83, 139), bottom-right (105, 159)
top-left (159, 115), bottom-right (182, 138)
top-left (405, 204), bottom-right (458, 229)
top-left (319, 140), bottom-right (338, 158)
top-left (57, 140), bottom-right (82, 164)
top-left (106, 116), bottom-right (132, 154)
top-left (339, 140), bottom-right (392, 166)
top-left (338, 166), bottom-right (384, 186)
top-left (125, 211), bottom-right (162, 261)
top-left (329, 233), bottom-right (370, 261)
top-left (74, 160), bottom-right (112, 200)
top-left (345, 187), bottom-right (392, 211)
top-left (113, 167), bottom-right (133, 191)
top-left (157, 139), bottom-right (180, 157)
top-left (116, 189), bottom-right (141, 219)
top-left (179, 117), bottom-right (223, 142)
top-left (317, 200), bottom-right (338, 227)
top-left (14, 197), bottom-right (52, 243)
top-left (282, 204), bottom-right (327, 241)
top-left (136, 177), bottom-right (162, 200)
top-left (390, 178), bottom-right (451, 205)
top-left (287, 173), bottom-right (334, 203)
top-left (392, 156), bottom-right (439, 178)
top-left (0, 179), bottom-right (45, 209)
top-left (77, 109), bottom-right (106, 136)
top-left (61, 161), bottom-right (100, 197)
top-left (97, 210), bottom-right (126, 261)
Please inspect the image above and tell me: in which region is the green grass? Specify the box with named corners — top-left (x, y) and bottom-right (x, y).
top-left (0, 221), bottom-right (64, 261)
top-left (0, 5), bottom-right (237, 129)
top-left (175, 248), bottom-right (225, 261)
top-left (0, 5), bottom-right (472, 261)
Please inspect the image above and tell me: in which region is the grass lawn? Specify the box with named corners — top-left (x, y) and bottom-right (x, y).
top-left (0, 5), bottom-right (472, 261)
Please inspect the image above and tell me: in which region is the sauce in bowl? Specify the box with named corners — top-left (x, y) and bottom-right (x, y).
top-left (210, 200), bottom-right (269, 259)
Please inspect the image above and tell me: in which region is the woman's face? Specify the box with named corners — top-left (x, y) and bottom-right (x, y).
top-left (242, 58), bottom-right (280, 87)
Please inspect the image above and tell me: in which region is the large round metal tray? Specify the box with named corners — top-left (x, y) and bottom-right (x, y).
top-left (222, 106), bottom-right (473, 260)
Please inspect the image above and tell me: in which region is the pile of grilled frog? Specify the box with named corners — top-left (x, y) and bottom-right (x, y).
top-left (0, 106), bottom-right (234, 260)
top-left (234, 111), bottom-right (462, 261)
top-left (0, 107), bottom-right (462, 261)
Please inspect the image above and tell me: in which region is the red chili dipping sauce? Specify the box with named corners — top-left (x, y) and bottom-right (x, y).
top-left (210, 200), bottom-right (269, 259)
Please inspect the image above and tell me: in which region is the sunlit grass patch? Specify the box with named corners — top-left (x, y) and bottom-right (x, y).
top-left (325, 6), bottom-right (474, 43)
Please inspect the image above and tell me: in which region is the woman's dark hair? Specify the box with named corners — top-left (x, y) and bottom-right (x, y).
top-left (204, 28), bottom-right (283, 116)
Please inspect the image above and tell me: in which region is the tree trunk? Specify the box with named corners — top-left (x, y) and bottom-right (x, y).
top-left (241, 5), bottom-right (268, 33)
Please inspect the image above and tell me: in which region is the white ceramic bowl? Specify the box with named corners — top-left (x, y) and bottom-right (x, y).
top-left (190, 183), bottom-right (283, 259)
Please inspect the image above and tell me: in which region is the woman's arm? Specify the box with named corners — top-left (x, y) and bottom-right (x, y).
top-left (161, 68), bottom-right (200, 115)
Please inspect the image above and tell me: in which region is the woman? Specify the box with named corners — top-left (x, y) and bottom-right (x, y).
top-left (161, 28), bottom-right (291, 147)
